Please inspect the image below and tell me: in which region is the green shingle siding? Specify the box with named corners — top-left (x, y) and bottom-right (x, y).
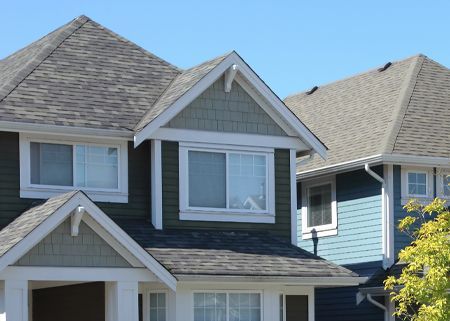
top-left (161, 141), bottom-right (291, 240)
top-left (297, 168), bottom-right (383, 265)
top-left (164, 76), bottom-right (287, 136)
top-left (0, 132), bottom-right (151, 227)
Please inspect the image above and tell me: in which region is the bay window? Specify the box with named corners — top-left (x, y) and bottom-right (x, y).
top-left (20, 134), bottom-right (128, 202)
top-left (179, 143), bottom-right (275, 223)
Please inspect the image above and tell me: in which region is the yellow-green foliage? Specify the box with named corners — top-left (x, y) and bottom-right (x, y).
top-left (384, 198), bottom-right (450, 321)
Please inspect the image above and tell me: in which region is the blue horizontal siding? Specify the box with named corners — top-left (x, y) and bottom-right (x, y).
top-left (297, 168), bottom-right (384, 265)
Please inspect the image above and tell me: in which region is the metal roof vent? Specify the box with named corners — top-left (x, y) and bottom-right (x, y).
top-left (378, 62), bottom-right (392, 72)
top-left (306, 86), bottom-right (319, 95)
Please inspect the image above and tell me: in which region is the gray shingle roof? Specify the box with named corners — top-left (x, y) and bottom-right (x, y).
top-left (0, 191), bottom-right (78, 257)
top-left (0, 15), bottom-right (179, 131)
top-left (118, 219), bottom-right (358, 278)
top-left (284, 55), bottom-right (450, 174)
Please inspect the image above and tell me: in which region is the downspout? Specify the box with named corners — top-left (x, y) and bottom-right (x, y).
top-left (367, 294), bottom-right (389, 320)
top-left (365, 164), bottom-right (392, 269)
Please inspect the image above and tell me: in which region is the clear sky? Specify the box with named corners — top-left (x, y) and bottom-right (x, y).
top-left (1, 0), bottom-right (449, 98)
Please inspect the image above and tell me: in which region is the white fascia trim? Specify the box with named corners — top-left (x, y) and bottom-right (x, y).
top-left (297, 153), bottom-right (450, 180)
top-left (0, 192), bottom-right (177, 290)
top-left (134, 52), bottom-right (327, 159)
top-left (176, 275), bottom-right (367, 286)
top-left (150, 128), bottom-right (309, 151)
top-left (0, 266), bottom-right (156, 282)
top-left (0, 120), bottom-right (133, 140)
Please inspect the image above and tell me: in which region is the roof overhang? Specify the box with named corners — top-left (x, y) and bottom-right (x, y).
top-left (0, 191), bottom-right (177, 290)
top-left (297, 153), bottom-right (450, 180)
top-left (176, 274), bottom-right (367, 287)
top-left (134, 52), bottom-right (327, 158)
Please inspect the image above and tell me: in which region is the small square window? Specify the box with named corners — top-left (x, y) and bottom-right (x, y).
top-left (407, 172), bottom-right (427, 196)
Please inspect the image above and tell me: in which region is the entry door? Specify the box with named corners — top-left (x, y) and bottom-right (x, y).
top-left (285, 295), bottom-right (308, 321)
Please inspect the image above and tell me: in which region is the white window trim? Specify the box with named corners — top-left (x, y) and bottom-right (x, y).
top-left (178, 142), bottom-right (275, 224)
top-left (148, 290), bottom-right (168, 321)
top-left (192, 290), bottom-right (264, 321)
top-left (400, 166), bottom-right (433, 205)
top-left (301, 176), bottom-right (338, 239)
top-left (19, 133), bottom-right (128, 203)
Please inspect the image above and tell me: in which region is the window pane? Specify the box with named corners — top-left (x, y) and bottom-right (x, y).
top-left (188, 151), bottom-right (226, 208)
top-left (408, 172), bottom-right (427, 196)
top-left (75, 145), bottom-right (118, 189)
top-left (229, 153), bottom-right (267, 210)
top-left (444, 175), bottom-right (450, 196)
top-left (149, 292), bottom-right (166, 321)
top-left (194, 293), bottom-right (227, 321)
top-left (30, 142), bottom-right (73, 186)
top-left (307, 184), bottom-right (332, 227)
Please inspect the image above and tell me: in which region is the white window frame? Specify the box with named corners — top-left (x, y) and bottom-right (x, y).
top-left (435, 168), bottom-right (450, 200)
top-left (148, 290), bottom-right (168, 321)
top-left (179, 142), bottom-right (275, 224)
top-left (19, 133), bottom-right (128, 203)
top-left (192, 290), bottom-right (263, 321)
top-left (301, 176), bottom-right (337, 239)
top-left (400, 166), bottom-right (433, 204)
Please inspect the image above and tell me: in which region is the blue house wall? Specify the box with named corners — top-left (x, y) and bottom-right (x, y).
top-left (297, 167), bottom-right (385, 321)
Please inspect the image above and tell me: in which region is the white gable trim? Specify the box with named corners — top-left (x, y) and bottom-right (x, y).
top-left (0, 192), bottom-right (177, 290)
top-left (134, 52), bottom-right (327, 158)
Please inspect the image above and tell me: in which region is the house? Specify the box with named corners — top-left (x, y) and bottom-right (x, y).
top-left (0, 15), bottom-right (364, 321)
top-left (284, 54), bottom-right (450, 321)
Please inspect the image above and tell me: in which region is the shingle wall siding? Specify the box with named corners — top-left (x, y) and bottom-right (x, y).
top-left (164, 76), bottom-right (287, 136)
top-left (14, 218), bottom-right (131, 267)
top-left (0, 132), bottom-right (151, 228)
top-left (161, 141), bottom-right (291, 240)
top-left (297, 167), bottom-right (384, 265)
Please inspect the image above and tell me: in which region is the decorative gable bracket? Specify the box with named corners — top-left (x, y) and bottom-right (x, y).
top-left (71, 206), bottom-right (85, 236)
top-left (224, 64), bottom-right (238, 92)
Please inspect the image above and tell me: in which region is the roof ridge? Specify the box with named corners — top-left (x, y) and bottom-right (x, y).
top-left (284, 54), bottom-right (425, 100)
top-left (0, 16), bottom-right (88, 104)
top-left (381, 55), bottom-right (426, 154)
top-left (86, 18), bottom-right (181, 73)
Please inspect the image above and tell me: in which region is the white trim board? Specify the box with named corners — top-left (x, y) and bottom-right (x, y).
top-left (134, 52), bottom-right (326, 158)
top-left (0, 191), bottom-right (177, 290)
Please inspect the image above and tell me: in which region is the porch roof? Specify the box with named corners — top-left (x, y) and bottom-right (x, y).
top-left (118, 219), bottom-right (359, 279)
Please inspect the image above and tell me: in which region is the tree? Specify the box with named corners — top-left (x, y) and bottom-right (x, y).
top-left (384, 198), bottom-right (450, 321)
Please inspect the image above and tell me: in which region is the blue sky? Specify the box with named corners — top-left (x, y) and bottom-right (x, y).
top-left (1, 1), bottom-right (449, 98)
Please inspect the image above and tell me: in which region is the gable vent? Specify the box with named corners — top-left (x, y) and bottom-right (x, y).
top-left (306, 86), bottom-right (319, 95)
top-left (378, 62), bottom-right (392, 72)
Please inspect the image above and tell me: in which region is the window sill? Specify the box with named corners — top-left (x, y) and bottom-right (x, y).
top-left (179, 210), bottom-right (275, 224)
top-left (302, 228), bottom-right (337, 239)
top-left (400, 197), bottom-right (433, 206)
top-left (20, 188), bottom-right (128, 203)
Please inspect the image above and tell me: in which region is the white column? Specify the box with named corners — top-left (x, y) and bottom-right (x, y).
top-left (0, 281), bottom-right (5, 321)
top-left (105, 281), bottom-right (138, 321)
top-left (151, 139), bottom-right (163, 229)
top-left (290, 149), bottom-right (298, 246)
top-left (4, 280), bottom-right (28, 321)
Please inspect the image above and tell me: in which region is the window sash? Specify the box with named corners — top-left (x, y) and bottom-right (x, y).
top-left (193, 292), bottom-right (261, 321)
top-left (149, 292), bottom-right (167, 321)
top-left (306, 183), bottom-right (332, 228)
top-left (29, 140), bottom-right (121, 192)
top-left (407, 171), bottom-right (428, 197)
top-left (186, 148), bottom-right (269, 214)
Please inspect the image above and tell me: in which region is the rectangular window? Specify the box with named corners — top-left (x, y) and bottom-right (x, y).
top-left (149, 292), bottom-right (166, 321)
top-left (20, 134), bottom-right (128, 203)
top-left (193, 293), bottom-right (261, 321)
top-left (407, 172), bottom-right (427, 196)
top-left (180, 143), bottom-right (275, 223)
top-left (301, 176), bottom-right (337, 239)
top-left (30, 143), bottom-right (118, 189)
top-left (443, 175), bottom-right (450, 197)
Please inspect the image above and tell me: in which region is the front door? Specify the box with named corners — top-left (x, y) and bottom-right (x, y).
top-left (286, 295), bottom-right (308, 321)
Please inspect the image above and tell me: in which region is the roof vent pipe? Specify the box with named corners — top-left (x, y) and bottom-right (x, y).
top-left (306, 86), bottom-right (318, 95)
top-left (378, 62), bottom-right (392, 72)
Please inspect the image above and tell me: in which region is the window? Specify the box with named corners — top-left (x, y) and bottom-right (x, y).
top-left (401, 167), bottom-right (433, 204)
top-left (301, 176), bottom-right (337, 239)
top-left (436, 170), bottom-right (450, 199)
top-left (179, 143), bottom-right (275, 223)
top-left (193, 292), bottom-right (261, 321)
top-left (149, 292), bottom-right (167, 321)
top-left (20, 134), bottom-right (128, 203)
